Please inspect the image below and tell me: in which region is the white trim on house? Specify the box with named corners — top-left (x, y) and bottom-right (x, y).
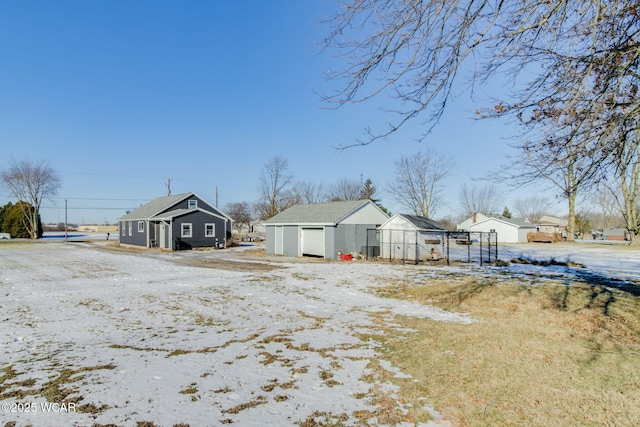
top-left (181, 223), bottom-right (193, 238)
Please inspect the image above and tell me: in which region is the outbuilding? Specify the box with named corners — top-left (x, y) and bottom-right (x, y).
top-left (378, 214), bottom-right (447, 261)
top-left (264, 199), bottom-right (389, 259)
top-left (118, 192), bottom-right (232, 250)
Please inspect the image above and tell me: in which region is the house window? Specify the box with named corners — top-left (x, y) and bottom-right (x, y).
top-left (181, 223), bottom-right (192, 238)
top-left (138, 221), bottom-right (144, 233)
top-left (188, 199), bottom-right (197, 209)
top-left (205, 223), bottom-right (215, 237)
top-left (121, 223), bottom-right (125, 236)
top-left (128, 222), bottom-right (132, 236)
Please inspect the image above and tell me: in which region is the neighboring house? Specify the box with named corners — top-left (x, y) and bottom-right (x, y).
top-left (536, 215), bottom-right (568, 234)
top-left (264, 199), bottom-right (390, 260)
top-left (119, 192), bottom-right (232, 250)
top-left (457, 212), bottom-right (490, 231)
top-left (378, 214), bottom-right (447, 261)
top-left (458, 213), bottom-right (536, 243)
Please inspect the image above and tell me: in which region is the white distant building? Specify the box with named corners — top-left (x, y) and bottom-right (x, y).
top-left (458, 213), bottom-right (536, 243)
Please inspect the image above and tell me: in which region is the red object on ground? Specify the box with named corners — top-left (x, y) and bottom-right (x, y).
top-left (340, 253), bottom-right (352, 261)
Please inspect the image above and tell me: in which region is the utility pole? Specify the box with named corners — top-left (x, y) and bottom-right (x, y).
top-left (215, 186), bottom-right (218, 208)
top-left (64, 199), bottom-right (68, 241)
top-left (166, 178), bottom-right (172, 196)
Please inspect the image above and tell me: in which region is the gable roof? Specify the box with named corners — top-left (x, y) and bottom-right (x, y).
top-left (264, 200), bottom-right (377, 225)
top-left (381, 214), bottom-right (446, 230)
top-left (537, 215), bottom-right (568, 226)
top-left (472, 214), bottom-right (535, 229)
top-left (119, 192), bottom-right (230, 221)
top-left (151, 207), bottom-right (229, 221)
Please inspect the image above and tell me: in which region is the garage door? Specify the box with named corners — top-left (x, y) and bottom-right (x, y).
top-left (301, 228), bottom-right (324, 257)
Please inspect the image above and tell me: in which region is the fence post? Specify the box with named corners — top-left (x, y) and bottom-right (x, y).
top-left (366, 229), bottom-right (369, 260)
top-left (446, 232), bottom-right (450, 266)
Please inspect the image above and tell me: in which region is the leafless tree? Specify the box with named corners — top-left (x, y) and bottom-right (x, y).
top-left (0, 159), bottom-right (61, 239)
top-left (322, 1), bottom-right (640, 239)
top-left (386, 149), bottom-right (454, 217)
top-left (326, 177), bottom-right (363, 201)
top-left (513, 195), bottom-right (553, 224)
top-left (255, 156), bottom-right (294, 220)
top-left (225, 202), bottom-right (253, 235)
top-left (588, 187), bottom-right (624, 231)
top-left (605, 129), bottom-right (640, 245)
top-left (435, 214), bottom-right (459, 231)
top-left (497, 118), bottom-right (603, 241)
top-left (322, 1), bottom-right (640, 152)
top-left (291, 180), bottom-right (326, 204)
top-left (458, 183), bottom-right (502, 219)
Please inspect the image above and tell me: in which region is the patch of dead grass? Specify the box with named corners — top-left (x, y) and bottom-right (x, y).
top-left (172, 257), bottom-right (281, 272)
top-left (222, 395), bottom-right (268, 414)
top-left (370, 276), bottom-right (640, 426)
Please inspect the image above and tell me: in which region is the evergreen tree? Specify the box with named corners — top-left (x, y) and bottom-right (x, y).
top-left (502, 206), bottom-right (512, 218)
top-left (0, 202), bottom-right (7, 233)
top-left (361, 178), bottom-right (391, 215)
top-left (1, 201), bottom-right (42, 238)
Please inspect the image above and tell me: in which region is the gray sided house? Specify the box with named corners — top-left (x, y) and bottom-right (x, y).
top-left (264, 199), bottom-right (390, 260)
top-left (119, 192), bottom-right (232, 250)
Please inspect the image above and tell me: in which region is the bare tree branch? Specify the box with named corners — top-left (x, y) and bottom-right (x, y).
top-left (386, 148), bottom-right (454, 217)
top-left (0, 158), bottom-right (61, 239)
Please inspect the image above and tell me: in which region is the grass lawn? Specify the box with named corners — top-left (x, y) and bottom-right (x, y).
top-left (364, 270), bottom-right (640, 426)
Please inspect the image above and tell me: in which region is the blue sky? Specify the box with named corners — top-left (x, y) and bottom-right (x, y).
top-left (0, 1), bottom-right (559, 225)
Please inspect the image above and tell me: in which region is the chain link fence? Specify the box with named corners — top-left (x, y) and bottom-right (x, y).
top-left (366, 229), bottom-right (498, 266)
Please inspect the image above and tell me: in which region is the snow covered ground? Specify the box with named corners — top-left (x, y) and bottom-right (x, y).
top-left (0, 241), bottom-right (638, 426)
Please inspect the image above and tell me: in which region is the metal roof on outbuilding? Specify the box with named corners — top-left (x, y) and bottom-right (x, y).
top-left (396, 214), bottom-right (446, 230)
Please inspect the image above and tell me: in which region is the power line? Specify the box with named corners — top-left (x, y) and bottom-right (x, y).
top-left (40, 206), bottom-right (135, 210)
top-left (1, 194), bottom-right (150, 202)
